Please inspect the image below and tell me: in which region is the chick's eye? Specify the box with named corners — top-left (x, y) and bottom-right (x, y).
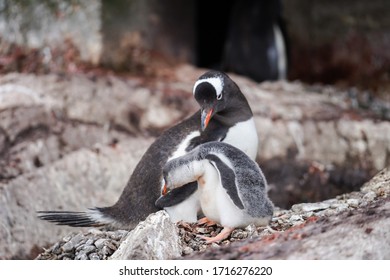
top-left (217, 93), bottom-right (223, 100)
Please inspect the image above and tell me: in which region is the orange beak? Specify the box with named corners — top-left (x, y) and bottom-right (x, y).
top-left (162, 184), bottom-right (168, 196)
top-left (201, 108), bottom-right (213, 131)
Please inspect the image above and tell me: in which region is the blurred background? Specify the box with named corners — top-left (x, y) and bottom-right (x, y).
top-left (1, 0), bottom-right (389, 211)
top-left (1, 0), bottom-right (390, 259)
top-left (1, 0), bottom-right (389, 95)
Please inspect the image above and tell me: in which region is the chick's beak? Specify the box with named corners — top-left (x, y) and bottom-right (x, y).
top-left (201, 108), bottom-right (213, 131)
top-left (162, 184), bottom-right (168, 196)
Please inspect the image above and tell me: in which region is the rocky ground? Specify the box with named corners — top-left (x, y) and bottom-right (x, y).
top-left (1, 65), bottom-right (389, 259)
top-left (36, 167), bottom-right (390, 260)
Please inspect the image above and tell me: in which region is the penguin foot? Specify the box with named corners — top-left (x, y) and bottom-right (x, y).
top-left (177, 221), bottom-right (193, 231)
top-left (198, 227), bottom-right (234, 244)
top-left (197, 217), bottom-right (217, 227)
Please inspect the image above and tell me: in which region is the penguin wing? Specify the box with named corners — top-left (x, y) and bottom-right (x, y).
top-left (205, 154), bottom-right (244, 210)
top-left (155, 181), bottom-right (198, 208)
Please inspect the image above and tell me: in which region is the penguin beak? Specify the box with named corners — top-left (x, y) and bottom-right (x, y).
top-left (162, 184), bottom-right (168, 196)
top-left (201, 108), bottom-right (213, 131)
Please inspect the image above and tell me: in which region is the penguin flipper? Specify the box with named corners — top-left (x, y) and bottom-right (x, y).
top-left (37, 208), bottom-right (105, 227)
top-left (205, 154), bottom-right (244, 210)
top-left (155, 182), bottom-right (198, 208)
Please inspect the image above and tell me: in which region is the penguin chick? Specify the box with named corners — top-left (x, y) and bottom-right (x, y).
top-left (157, 142), bottom-right (274, 243)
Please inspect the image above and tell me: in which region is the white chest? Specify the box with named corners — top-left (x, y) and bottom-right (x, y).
top-left (223, 117), bottom-right (258, 160)
top-left (198, 162), bottom-right (221, 222)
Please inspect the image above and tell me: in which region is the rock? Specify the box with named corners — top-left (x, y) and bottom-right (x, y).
top-left (0, 138), bottom-right (152, 260)
top-left (110, 211), bottom-right (182, 260)
top-left (0, 1), bottom-right (102, 64)
top-left (346, 199), bottom-right (359, 208)
top-left (62, 233), bottom-right (84, 253)
top-left (292, 202), bottom-right (331, 213)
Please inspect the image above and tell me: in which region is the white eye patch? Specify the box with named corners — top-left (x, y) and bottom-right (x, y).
top-left (193, 76), bottom-right (224, 100)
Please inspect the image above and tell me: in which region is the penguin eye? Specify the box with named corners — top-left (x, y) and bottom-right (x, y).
top-left (216, 92), bottom-right (223, 100)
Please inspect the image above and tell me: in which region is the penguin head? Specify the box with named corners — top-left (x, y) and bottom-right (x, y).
top-left (161, 157), bottom-right (191, 193)
top-left (193, 71), bottom-right (242, 131)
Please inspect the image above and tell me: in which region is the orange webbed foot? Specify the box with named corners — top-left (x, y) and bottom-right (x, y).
top-left (197, 217), bottom-right (217, 227)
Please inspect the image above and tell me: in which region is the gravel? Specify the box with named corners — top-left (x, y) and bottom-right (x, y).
top-left (37, 229), bottom-right (129, 260)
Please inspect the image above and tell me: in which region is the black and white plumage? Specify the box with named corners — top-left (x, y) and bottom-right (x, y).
top-left (157, 142), bottom-right (274, 243)
top-left (155, 70), bottom-right (258, 222)
top-left (38, 70), bottom-right (258, 229)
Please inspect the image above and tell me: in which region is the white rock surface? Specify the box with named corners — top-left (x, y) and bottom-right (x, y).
top-left (110, 211), bottom-right (182, 260)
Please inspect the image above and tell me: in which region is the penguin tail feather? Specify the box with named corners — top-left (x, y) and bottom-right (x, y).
top-left (37, 208), bottom-right (107, 227)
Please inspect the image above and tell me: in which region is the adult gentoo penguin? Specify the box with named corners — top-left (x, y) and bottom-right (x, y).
top-left (38, 70), bottom-right (258, 229)
top-left (158, 141), bottom-right (274, 243)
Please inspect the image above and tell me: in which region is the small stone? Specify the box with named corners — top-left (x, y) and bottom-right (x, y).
top-left (62, 233), bottom-right (85, 252)
top-left (79, 245), bottom-right (96, 255)
top-left (61, 242), bottom-right (75, 253)
top-left (58, 252), bottom-right (75, 260)
top-left (89, 253), bottom-right (101, 260)
top-left (363, 191), bottom-right (376, 202)
top-left (198, 244), bottom-right (208, 252)
top-left (245, 224), bottom-right (257, 235)
top-left (102, 245), bottom-right (114, 256)
top-left (105, 241), bottom-right (118, 251)
top-left (94, 238), bottom-right (108, 250)
top-left (346, 199), bottom-right (359, 208)
top-left (330, 202), bottom-right (348, 212)
top-left (51, 242), bottom-right (62, 255)
top-left (292, 202), bottom-right (331, 213)
top-left (290, 214), bottom-right (304, 221)
top-left (322, 208), bottom-right (337, 216)
top-left (196, 227), bottom-right (210, 234)
top-left (75, 253), bottom-right (88, 260)
top-left (88, 228), bottom-right (103, 235)
top-left (62, 234), bottom-right (74, 243)
top-left (231, 230), bottom-right (248, 239)
top-left (85, 238), bottom-right (95, 246)
top-left (302, 211), bottom-right (314, 218)
top-left (182, 246), bottom-right (194, 255)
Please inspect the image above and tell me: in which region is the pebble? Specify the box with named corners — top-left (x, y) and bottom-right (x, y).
top-left (101, 245), bottom-right (114, 256)
top-left (346, 199), bottom-right (359, 207)
top-left (75, 253), bottom-right (88, 260)
top-left (182, 247), bottom-right (194, 255)
top-left (330, 202), bottom-right (349, 212)
top-left (85, 239), bottom-right (95, 246)
top-left (289, 214), bottom-right (304, 222)
top-left (363, 191), bottom-right (376, 202)
top-left (94, 238), bottom-right (107, 250)
top-left (62, 242), bottom-right (75, 253)
top-left (196, 227), bottom-right (209, 234)
top-left (89, 253), bottom-right (100, 260)
top-left (291, 202), bottom-right (330, 212)
top-left (78, 245), bottom-right (96, 255)
top-left (231, 230), bottom-right (248, 239)
top-left (244, 224), bottom-right (258, 237)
